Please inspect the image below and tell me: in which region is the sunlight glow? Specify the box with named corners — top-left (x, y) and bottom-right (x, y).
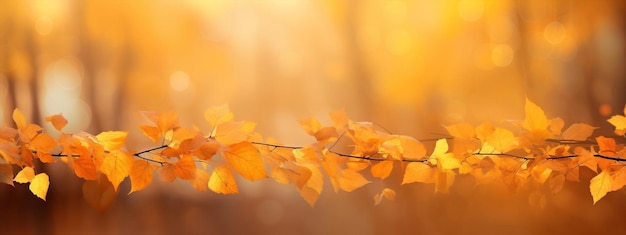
top-left (170, 71), bottom-right (190, 92)
top-left (458, 0), bottom-right (484, 22)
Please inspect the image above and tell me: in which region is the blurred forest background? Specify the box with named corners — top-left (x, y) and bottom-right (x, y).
top-left (1, 0), bottom-right (625, 234)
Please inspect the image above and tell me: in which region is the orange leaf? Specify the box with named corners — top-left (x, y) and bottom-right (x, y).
top-left (193, 141), bottom-right (220, 160)
top-left (190, 169), bottom-right (210, 192)
top-left (223, 142), bottom-right (266, 181)
top-left (129, 159), bottom-right (153, 194)
top-left (30, 133), bottom-right (57, 153)
top-left (13, 108), bottom-right (27, 129)
top-left (99, 151), bottom-right (132, 191)
top-left (73, 155), bottom-right (98, 180)
top-left (208, 164), bottom-right (238, 194)
top-left (298, 185), bottom-right (321, 207)
top-left (374, 188), bottom-right (396, 205)
top-left (299, 118), bottom-right (323, 136)
top-left (402, 162), bottom-right (435, 184)
top-left (14, 166), bottom-right (35, 183)
top-left (159, 154), bottom-right (196, 182)
top-left (371, 160), bottom-right (393, 179)
top-left (83, 174), bottom-right (117, 212)
top-left (45, 113), bottom-right (68, 131)
top-left (338, 168), bottom-right (370, 192)
top-left (29, 173), bottom-right (49, 201)
top-left (549, 117), bottom-right (565, 136)
top-left (562, 123), bottom-right (597, 141)
top-left (590, 171), bottom-right (612, 204)
top-left (139, 125), bottom-right (161, 143)
top-left (596, 136), bottom-right (616, 156)
top-left (96, 131), bottom-right (127, 151)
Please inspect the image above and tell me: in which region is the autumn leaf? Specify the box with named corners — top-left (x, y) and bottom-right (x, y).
top-left (223, 142), bottom-right (267, 181)
top-left (337, 168), bottom-right (370, 192)
top-left (549, 117), bottom-right (565, 136)
top-left (99, 150), bottom-right (132, 191)
top-left (402, 162), bottom-right (435, 184)
top-left (45, 113), bottom-right (68, 131)
top-left (374, 188), bottom-right (396, 205)
top-left (96, 131), bottom-right (128, 151)
top-left (208, 164), bottom-right (238, 194)
top-left (430, 139), bottom-right (460, 170)
top-left (73, 155), bottom-right (98, 180)
top-left (485, 128), bottom-right (517, 152)
top-left (29, 173), bottom-right (50, 201)
top-left (590, 171), bottom-right (613, 204)
top-left (190, 169), bottom-right (210, 192)
top-left (607, 105), bottom-right (626, 136)
top-left (370, 160), bottom-right (393, 179)
top-left (212, 121), bottom-right (256, 145)
top-left (298, 185), bottom-right (321, 207)
top-left (159, 154), bottom-right (196, 182)
top-left (562, 123), bottom-right (596, 141)
top-left (129, 159), bottom-right (153, 194)
top-left (523, 98), bottom-right (550, 131)
top-left (14, 166), bottom-right (35, 183)
top-left (83, 174), bottom-right (117, 211)
top-left (596, 136), bottom-right (616, 156)
top-left (204, 104), bottom-right (234, 127)
top-left (13, 108), bottom-right (27, 129)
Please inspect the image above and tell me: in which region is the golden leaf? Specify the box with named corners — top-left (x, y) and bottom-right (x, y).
top-left (208, 164), bottom-right (238, 194)
top-left (370, 160), bottom-right (393, 179)
top-left (190, 169), bottom-right (210, 192)
top-left (562, 123), bottom-right (597, 141)
top-left (402, 162), bottom-right (435, 184)
top-left (523, 98), bottom-right (550, 131)
top-left (337, 168), bottom-right (370, 192)
top-left (29, 173), bottom-right (50, 201)
top-left (129, 159), bottom-right (153, 194)
top-left (96, 131), bottom-right (128, 151)
top-left (590, 171), bottom-right (613, 204)
top-left (223, 142), bottom-right (266, 181)
top-left (14, 166), bottom-right (35, 183)
top-left (99, 150), bottom-right (132, 191)
top-left (204, 105), bottom-right (234, 127)
top-left (12, 108), bottom-right (27, 129)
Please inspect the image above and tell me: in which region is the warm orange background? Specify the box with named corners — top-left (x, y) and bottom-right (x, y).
top-left (1, 0), bottom-right (625, 234)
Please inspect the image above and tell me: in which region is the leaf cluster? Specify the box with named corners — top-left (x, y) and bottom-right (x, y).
top-left (1, 100), bottom-right (625, 209)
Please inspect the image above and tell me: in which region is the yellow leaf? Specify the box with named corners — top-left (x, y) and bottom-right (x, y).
top-left (13, 108), bottom-right (27, 129)
top-left (29, 173), bottom-right (49, 201)
top-left (590, 171), bottom-right (613, 204)
top-left (190, 169), bottom-right (210, 192)
top-left (213, 121), bottom-right (256, 145)
top-left (204, 105), bottom-right (234, 127)
top-left (562, 123), bottom-right (597, 141)
top-left (402, 162), bottom-right (435, 184)
top-left (208, 164), bottom-right (238, 194)
top-left (223, 142), bottom-right (266, 181)
top-left (82, 174), bottom-right (117, 212)
top-left (338, 168), bottom-right (370, 192)
top-left (129, 159), bottom-right (153, 194)
top-left (99, 151), bottom-right (132, 191)
top-left (431, 139), bottom-right (460, 170)
top-left (485, 128), bottom-right (517, 152)
top-left (523, 98), bottom-right (550, 131)
top-left (607, 112), bottom-right (626, 136)
top-left (96, 131), bottom-right (128, 151)
top-left (370, 160), bottom-right (393, 179)
top-left (45, 113), bottom-right (68, 131)
top-left (14, 166), bottom-right (35, 183)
